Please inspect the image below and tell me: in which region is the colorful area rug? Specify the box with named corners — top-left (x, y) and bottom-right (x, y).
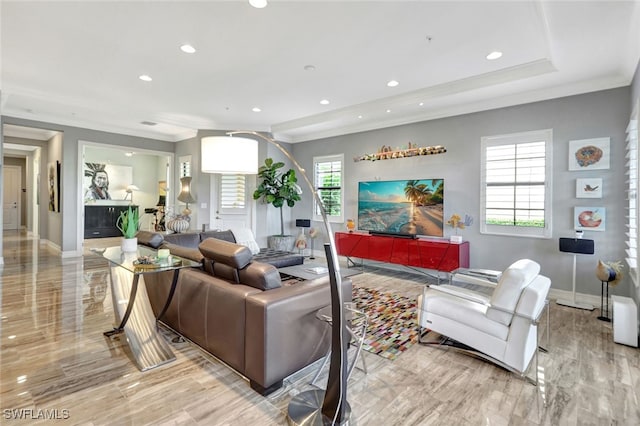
top-left (352, 286), bottom-right (418, 360)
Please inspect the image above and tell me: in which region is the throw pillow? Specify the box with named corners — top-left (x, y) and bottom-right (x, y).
top-left (229, 227), bottom-right (261, 255)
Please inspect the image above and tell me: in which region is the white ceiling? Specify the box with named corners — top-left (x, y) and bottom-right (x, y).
top-left (2, 1), bottom-right (640, 143)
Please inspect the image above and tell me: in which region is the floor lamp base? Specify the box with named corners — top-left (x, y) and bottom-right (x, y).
top-left (287, 389), bottom-right (351, 426)
top-left (556, 298), bottom-right (594, 311)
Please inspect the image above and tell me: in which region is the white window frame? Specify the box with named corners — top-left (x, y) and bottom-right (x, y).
top-left (313, 153), bottom-right (344, 223)
top-left (480, 129), bottom-right (553, 238)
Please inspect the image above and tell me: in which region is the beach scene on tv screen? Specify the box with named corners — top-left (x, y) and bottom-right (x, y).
top-left (358, 179), bottom-right (444, 236)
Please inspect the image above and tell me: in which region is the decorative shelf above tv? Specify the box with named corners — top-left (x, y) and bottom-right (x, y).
top-left (354, 143), bottom-right (446, 162)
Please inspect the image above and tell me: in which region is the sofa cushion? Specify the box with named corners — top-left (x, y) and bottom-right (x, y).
top-left (199, 238), bottom-right (253, 269)
top-left (239, 262), bottom-right (281, 290)
top-left (200, 230), bottom-right (236, 243)
top-left (160, 242), bottom-right (204, 264)
top-left (230, 227), bottom-right (261, 255)
top-left (164, 232), bottom-right (200, 249)
top-left (136, 230), bottom-right (164, 249)
top-left (254, 248), bottom-right (304, 268)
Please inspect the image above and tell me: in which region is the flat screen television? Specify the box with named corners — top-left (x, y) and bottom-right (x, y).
top-left (357, 179), bottom-right (444, 237)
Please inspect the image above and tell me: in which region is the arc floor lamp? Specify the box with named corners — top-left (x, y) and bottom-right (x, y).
top-left (201, 131), bottom-right (350, 425)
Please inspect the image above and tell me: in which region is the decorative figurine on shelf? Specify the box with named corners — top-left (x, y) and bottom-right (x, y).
top-left (346, 219), bottom-right (356, 233)
top-left (595, 260), bottom-right (624, 322)
top-left (447, 213), bottom-right (473, 243)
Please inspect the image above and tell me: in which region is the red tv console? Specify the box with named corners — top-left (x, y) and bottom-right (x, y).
top-left (335, 231), bottom-right (469, 273)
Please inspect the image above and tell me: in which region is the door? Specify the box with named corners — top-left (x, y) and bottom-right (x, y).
top-left (3, 165), bottom-right (21, 230)
top-left (210, 173), bottom-right (254, 230)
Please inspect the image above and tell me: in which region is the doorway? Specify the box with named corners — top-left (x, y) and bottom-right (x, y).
top-left (2, 165), bottom-right (21, 230)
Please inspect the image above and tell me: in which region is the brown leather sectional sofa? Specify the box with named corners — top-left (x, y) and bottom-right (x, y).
top-left (136, 231), bottom-right (352, 395)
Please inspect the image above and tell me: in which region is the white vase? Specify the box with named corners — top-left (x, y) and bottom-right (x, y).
top-left (167, 218), bottom-right (189, 233)
top-left (121, 237), bottom-right (138, 252)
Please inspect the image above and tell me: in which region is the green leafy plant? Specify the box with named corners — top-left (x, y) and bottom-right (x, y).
top-left (253, 157), bottom-right (302, 236)
top-left (116, 206), bottom-right (139, 239)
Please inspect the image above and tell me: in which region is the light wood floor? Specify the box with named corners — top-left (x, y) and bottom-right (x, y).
top-left (1, 230), bottom-right (639, 425)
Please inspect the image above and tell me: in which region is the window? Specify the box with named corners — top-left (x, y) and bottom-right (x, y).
top-left (179, 155), bottom-right (192, 177)
top-left (219, 174), bottom-right (247, 213)
top-left (626, 111), bottom-right (639, 288)
top-left (313, 154), bottom-right (344, 222)
top-left (480, 129), bottom-right (553, 238)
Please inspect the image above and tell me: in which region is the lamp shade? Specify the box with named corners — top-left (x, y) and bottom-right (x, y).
top-left (201, 136), bottom-right (259, 174)
top-left (177, 176), bottom-right (196, 204)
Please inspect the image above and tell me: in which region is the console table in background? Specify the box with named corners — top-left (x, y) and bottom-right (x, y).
top-left (335, 231), bottom-right (469, 274)
top-left (85, 204), bottom-right (138, 238)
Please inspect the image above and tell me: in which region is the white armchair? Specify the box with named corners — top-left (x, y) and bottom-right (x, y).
top-left (417, 259), bottom-right (550, 384)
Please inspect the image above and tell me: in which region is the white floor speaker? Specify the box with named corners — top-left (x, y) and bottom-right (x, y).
top-left (612, 295), bottom-right (639, 347)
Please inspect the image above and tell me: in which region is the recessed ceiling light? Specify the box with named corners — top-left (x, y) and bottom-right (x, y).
top-left (252, 107), bottom-right (262, 112)
top-left (419, 102), bottom-right (424, 106)
top-left (249, 0), bottom-right (267, 8)
top-left (358, 115), bottom-right (363, 119)
top-left (387, 80), bottom-right (399, 87)
top-left (386, 109), bottom-right (392, 113)
top-left (486, 51), bottom-right (503, 60)
top-left (125, 152), bottom-right (134, 157)
top-left (140, 121), bottom-right (157, 126)
top-left (139, 74), bottom-right (152, 82)
top-left (180, 44), bottom-right (196, 54)
top-left (304, 64), bottom-right (316, 71)
top-left (320, 99), bottom-right (330, 105)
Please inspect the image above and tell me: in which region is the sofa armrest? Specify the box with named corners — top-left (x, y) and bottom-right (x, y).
top-left (244, 276), bottom-right (352, 389)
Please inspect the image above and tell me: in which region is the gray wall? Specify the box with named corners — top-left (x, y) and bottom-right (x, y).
top-left (1, 116), bottom-right (174, 255)
top-left (292, 87), bottom-right (630, 297)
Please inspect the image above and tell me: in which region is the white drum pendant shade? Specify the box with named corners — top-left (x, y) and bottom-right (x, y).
top-left (201, 136), bottom-right (259, 174)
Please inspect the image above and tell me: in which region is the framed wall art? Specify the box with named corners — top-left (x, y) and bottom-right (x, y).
top-left (568, 137), bottom-right (610, 171)
top-left (576, 178), bottom-right (602, 198)
top-left (83, 163), bottom-right (133, 202)
top-left (574, 207), bottom-right (606, 232)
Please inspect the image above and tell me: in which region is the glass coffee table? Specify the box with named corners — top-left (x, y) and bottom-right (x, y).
top-left (93, 245), bottom-right (200, 371)
top-left (310, 302), bottom-right (368, 385)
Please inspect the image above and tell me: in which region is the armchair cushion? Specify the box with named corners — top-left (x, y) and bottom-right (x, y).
top-left (421, 291), bottom-right (509, 341)
top-left (487, 259), bottom-right (540, 325)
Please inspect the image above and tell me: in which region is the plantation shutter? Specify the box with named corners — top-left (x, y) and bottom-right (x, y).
top-left (220, 174), bottom-right (246, 211)
top-left (626, 116), bottom-right (639, 287)
top-left (485, 141), bottom-right (546, 227)
top-left (314, 158), bottom-right (342, 217)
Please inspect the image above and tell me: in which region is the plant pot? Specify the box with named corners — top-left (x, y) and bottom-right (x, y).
top-left (268, 235), bottom-right (296, 252)
top-left (121, 237), bottom-right (138, 252)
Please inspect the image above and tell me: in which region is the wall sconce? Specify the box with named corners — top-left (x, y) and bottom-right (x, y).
top-left (123, 184), bottom-right (139, 204)
top-left (177, 176), bottom-right (197, 217)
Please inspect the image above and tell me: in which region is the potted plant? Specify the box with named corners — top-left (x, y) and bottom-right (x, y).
top-left (116, 206), bottom-right (140, 252)
top-left (253, 158), bottom-right (302, 251)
